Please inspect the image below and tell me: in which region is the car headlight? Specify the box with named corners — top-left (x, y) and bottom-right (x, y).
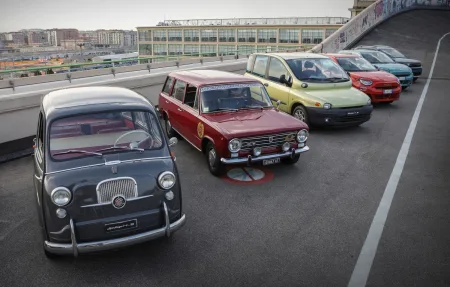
top-left (359, 78), bottom-right (373, 86)
top-left (297, 129), bottom-right (309, 143)
top-left (228, 138), bottom-right (241, 152)
top-left (158, 171), bottom-right (176, 189)
top-left (323, 103), bottom-right (332, 109)
top-left (51, 187), bottom-right (72, 206)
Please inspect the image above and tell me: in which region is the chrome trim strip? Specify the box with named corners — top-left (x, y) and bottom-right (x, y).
top-left (221, 146), bottom-right (310, 164)
top-left (80, 195), bottom-right (154, 208)
top-left (70, 219), bottom-right (78, 257)
top-left (172, 127), bottom-right (202, 151)
top-left (163, 202), bottom-right (170, 237)
top-left (45, 157), bottom-right (172, 175)
top-left (49, 225), bottom-right (70, 235)
top-left (240, 131), bottom-right (297, 141)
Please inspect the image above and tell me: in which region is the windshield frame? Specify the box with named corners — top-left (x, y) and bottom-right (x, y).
top-left (285, 57), bottom-right (351, 83)
top-left (336, 56), bottom-right (378, 72)
top-left (198, 82), bottom-right (274, 114)
top-left (47, 108), bottom-right (165, 162)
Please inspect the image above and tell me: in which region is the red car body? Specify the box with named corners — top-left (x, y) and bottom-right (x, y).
top-left (325, 53), bottom-right (402, 103)
top-left (157, 70), bottom-right (310, 175)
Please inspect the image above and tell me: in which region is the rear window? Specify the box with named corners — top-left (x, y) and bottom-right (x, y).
top-left (49, 110), bottom-right (163, 160)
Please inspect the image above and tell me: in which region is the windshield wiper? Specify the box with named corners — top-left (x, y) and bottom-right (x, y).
top-left (53, 150), bottom-right (103, 157)
top-left (209, 108), bottom-right (238, 112)
top-left (240, 105), bottom-right (264, 110)
top-left (327, 77), bottom-right (349, 82)
top-left (95, 146), bottom-right (144, 153)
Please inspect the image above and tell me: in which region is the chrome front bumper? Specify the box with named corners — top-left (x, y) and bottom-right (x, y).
top-left (44, 202), bottom-right (186, 256)
top-left (220, 146), bottom-right (310, 164)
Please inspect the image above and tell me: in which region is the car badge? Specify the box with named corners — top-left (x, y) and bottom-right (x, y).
top-left (111, 165), bottom-right (118, 174)
top-left (268, 136), bottom-right (274, 143)
top-left (112, 195), bottom-right (126, 209)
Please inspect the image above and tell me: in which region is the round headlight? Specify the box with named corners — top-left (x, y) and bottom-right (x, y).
top-left (228, 138), bottom-right (241, 152)
top-left (51, 187), bottom-right (72, 206)
top-left (253, 147), bottom-right (262, 156)
top-left (158, 171), bottom-right (176, 190)
top-left (282, 142), bottom-right (290, 152)
top-left (359, 78), bottom-right (373, 86)
top-left (323, 103), bottom-right (332, 109)
top-left (297, 129), bottom-right (309, 143)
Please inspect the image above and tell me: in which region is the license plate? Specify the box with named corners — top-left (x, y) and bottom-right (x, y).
top-left (399, 77), bottom-right (406, 80)
top-left (263, 158), bottom-right (280, 165)
top-left (105, 219), bottom-right (138, 233)
top-left (383, 89), bottom-right (393, 94)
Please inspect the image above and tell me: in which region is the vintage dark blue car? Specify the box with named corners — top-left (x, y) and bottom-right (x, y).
top-left (33, 86), bottom-right (186, 258)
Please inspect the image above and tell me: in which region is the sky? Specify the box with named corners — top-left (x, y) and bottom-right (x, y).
top-left (0, 0), bottom-right (354, 32)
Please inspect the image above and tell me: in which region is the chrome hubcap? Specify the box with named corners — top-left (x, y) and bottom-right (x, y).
top-left (208, 149), bottom-right (216, 167)
top-left (294, 109), bottom-right (305, 121)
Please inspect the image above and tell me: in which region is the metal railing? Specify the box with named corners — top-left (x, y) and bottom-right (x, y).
top-left (0, 46), bottom-right (311, 80)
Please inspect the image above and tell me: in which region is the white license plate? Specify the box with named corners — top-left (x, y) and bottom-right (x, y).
top-left (263, 158), bottom-right (280, 165)
top-left (399, 77), bottom-right (406, 80)
top-left (383, 89), bottom-right (393, 94)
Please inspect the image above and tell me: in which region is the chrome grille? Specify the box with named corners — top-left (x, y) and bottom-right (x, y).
top-left (96, 177), bottom-right (138, 204)
top-left (240, 132), bottom-right (297, 150)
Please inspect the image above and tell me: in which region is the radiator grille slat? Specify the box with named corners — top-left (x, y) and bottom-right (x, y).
top-left (240, 132), bottom-right (297, 151)
top-left (96, 177), bottom-right (138, 204)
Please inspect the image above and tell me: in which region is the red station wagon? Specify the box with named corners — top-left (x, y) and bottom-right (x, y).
top-left (325, 53), bottom-right (402, 104)
top-left (157, 70), bottom-right (310, 176)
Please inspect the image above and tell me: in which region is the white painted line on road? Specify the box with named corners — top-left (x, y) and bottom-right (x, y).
top-left (348, 31), bottom-right (450, 287)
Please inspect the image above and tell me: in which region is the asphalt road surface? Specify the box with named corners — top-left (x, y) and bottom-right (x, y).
top-left (1, 9), bottom-right (450, 287)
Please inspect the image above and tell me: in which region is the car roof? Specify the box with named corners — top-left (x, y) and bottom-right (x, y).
top-left (42, 86), bottom-right (154, 121)
top-left (168, 70), bottom-right (260, 86)
top-left (253, 52), bottom-right (329, 60)
top-left (344, 49), bottom-right (378, 54)
top-left (324, 53), bottom-right (360, 58)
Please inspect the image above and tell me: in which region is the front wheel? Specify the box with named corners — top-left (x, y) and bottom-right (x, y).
top-left (281, 154), bottom-right (300, 164)
top-left (165, 118), bottom-right (177, 138)
top-left (205, 142), bottom-right (225, 176)
top-left (292, 105), bottom-right (309, 125)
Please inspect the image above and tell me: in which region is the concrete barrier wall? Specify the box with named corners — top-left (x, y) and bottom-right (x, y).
top-left (310, 0), bottom-right (450, 53)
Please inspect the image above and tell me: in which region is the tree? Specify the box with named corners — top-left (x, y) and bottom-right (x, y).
top-left (46, 68), bottom-right (54, 74)
top-left (34, 70), bottom-right (41, 76)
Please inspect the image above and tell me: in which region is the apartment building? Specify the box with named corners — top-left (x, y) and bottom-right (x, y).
top-left (136, 17), bottom-right (347, 57)
top-left (47, 29), bottom-right (79, 46)
top-left (96, 30), bottom-right (137, 47)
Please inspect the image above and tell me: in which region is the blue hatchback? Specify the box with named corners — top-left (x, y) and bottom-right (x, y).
top-left (339, 49), bottom-right (414, 90)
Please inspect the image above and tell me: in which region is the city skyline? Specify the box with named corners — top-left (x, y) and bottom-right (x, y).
top-left (0, 0), bottom-right (354, 33)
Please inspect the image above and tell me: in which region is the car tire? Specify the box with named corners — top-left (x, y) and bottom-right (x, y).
top-left (292, 105), bottom-right (309, 125)
top-left (402, 86), bottom-right (408, 91)
top-left (282, 154), bottom-right (300, 164)
top-left (165, 118), bottom-right (177, 138)
top-left (413, 77), bottom-right (418, 83)
top-left (205, 142), bottom-right (224, 176)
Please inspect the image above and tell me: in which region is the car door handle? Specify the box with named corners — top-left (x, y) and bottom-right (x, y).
top-left (177, 108), bottom-right (183, 112)
top-left (165, 100), bottom-right (169, 104)
top-left (264, 83), bottom-right (269, 87)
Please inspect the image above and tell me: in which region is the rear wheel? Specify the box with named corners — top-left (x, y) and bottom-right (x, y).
top-left (281, 154), bottom-right (300, 164)
top-left (292, 105), bottom-right (309, 125)
top-left (413, 77), bottom-right (418, 83)
top-left (205, 142), bottom-right (224, 176)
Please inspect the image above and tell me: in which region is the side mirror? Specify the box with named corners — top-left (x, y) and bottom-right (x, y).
top-left (279, 74), bottom-right (287, 84)
top-left (168, 137), bottom-right (178, 147)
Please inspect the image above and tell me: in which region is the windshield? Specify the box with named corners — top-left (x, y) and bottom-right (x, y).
top-left (380, 47), bottom-right (405, 58)
top-left (336, 57), bottom-right (378, 72)
top-left (360, 51), bottom-right (394, 63)
top-left (285, 58), bottom-right (350, 82)
top-left (50, 110), bottom-right (163, 160)
top-left (200, 83), bottom-right (273, 113)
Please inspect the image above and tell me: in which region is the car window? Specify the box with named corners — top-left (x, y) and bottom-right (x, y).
top-left (251, 55), bottom-right (268, 78)
top-left (172, 80), bottom-right (186, 101)
top-left (36, 111), bottom-right (44, 163)
top-left (246, 54), bottom-right (255, 73)
top-left (268, 57), bottom-right (290, 83)
top-left (49, 111), bottom-right (163, 161)
top-left (184, 84), bottom-right (198, 110)
top-left (162, 76), bottom-right (174, 94)
top-left (286, 58), bottom-right (349, 83)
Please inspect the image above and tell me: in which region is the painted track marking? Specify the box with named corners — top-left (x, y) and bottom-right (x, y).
top-left (347, 32), bottom-right (450, 287)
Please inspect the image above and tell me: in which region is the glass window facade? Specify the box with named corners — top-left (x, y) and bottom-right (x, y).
top-left (325, 28), bottom-right (338, 38)
top-left (168, 44), bottom-right (183, 55)
top-left (184, 44), bottom-right (199, 55)
top-left (168, 30), bottom-right (182, 41)
top-left (139, 44), bottom-right (152, 55)
top-left (218, 29), bottom-right (236, 42)
top-left (138, 30), bottom-right (151, 41)
top-left (184, 30), bottom-right (199, 42)
top-left (200, 30), bottom-right (217, 42)
top-left (153, 30), bottom-right (167, 42)
top-left (201, 45), bottom-right (217, 56)
top-left (153, 44), bottom-right (167, 55)
top-left (302, 29), bottom-right (324, 44)
top-left (279, 29), bottom-right (299, 43)
top-left (258, 29), bottom-right (277, 43)
top-left (237, 29), bottom-right (256, 42)
top-left (218, 45), bottom-right (236, 55)
top-left (238, 45), bottom-right (256, 55)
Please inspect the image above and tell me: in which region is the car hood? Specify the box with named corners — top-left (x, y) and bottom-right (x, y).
top-left (392, 57), bottom-right (421, 65)
top-left (349, 71), bottom-right (399, 82)
top-left (373, 63), bottom-right (412, 73)
top-left (203, 109), bottom-right (307, 138)
top-left (298, 86), bottom-right (370, 108)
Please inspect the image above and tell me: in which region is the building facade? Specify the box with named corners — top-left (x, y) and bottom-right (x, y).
top-left (48, 29), bottom-right (79, 46)
top-left (27, 30), bottom-right (49, 46)
top-left (96, 30), bottom-right (137, 47)
top-left (349, 0), bottom-right (376, 17)
top-left (5, 32), bottom-right (27, 46)
top-left (136, 17), bottom-right (347, 58)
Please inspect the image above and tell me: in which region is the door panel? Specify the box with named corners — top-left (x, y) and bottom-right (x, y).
top-left (265, 57), bottom-right (292, 113)
top-left (167, 79), bottom-right (186, 133)
top-left (178, 84), bottom-right (201, 148)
